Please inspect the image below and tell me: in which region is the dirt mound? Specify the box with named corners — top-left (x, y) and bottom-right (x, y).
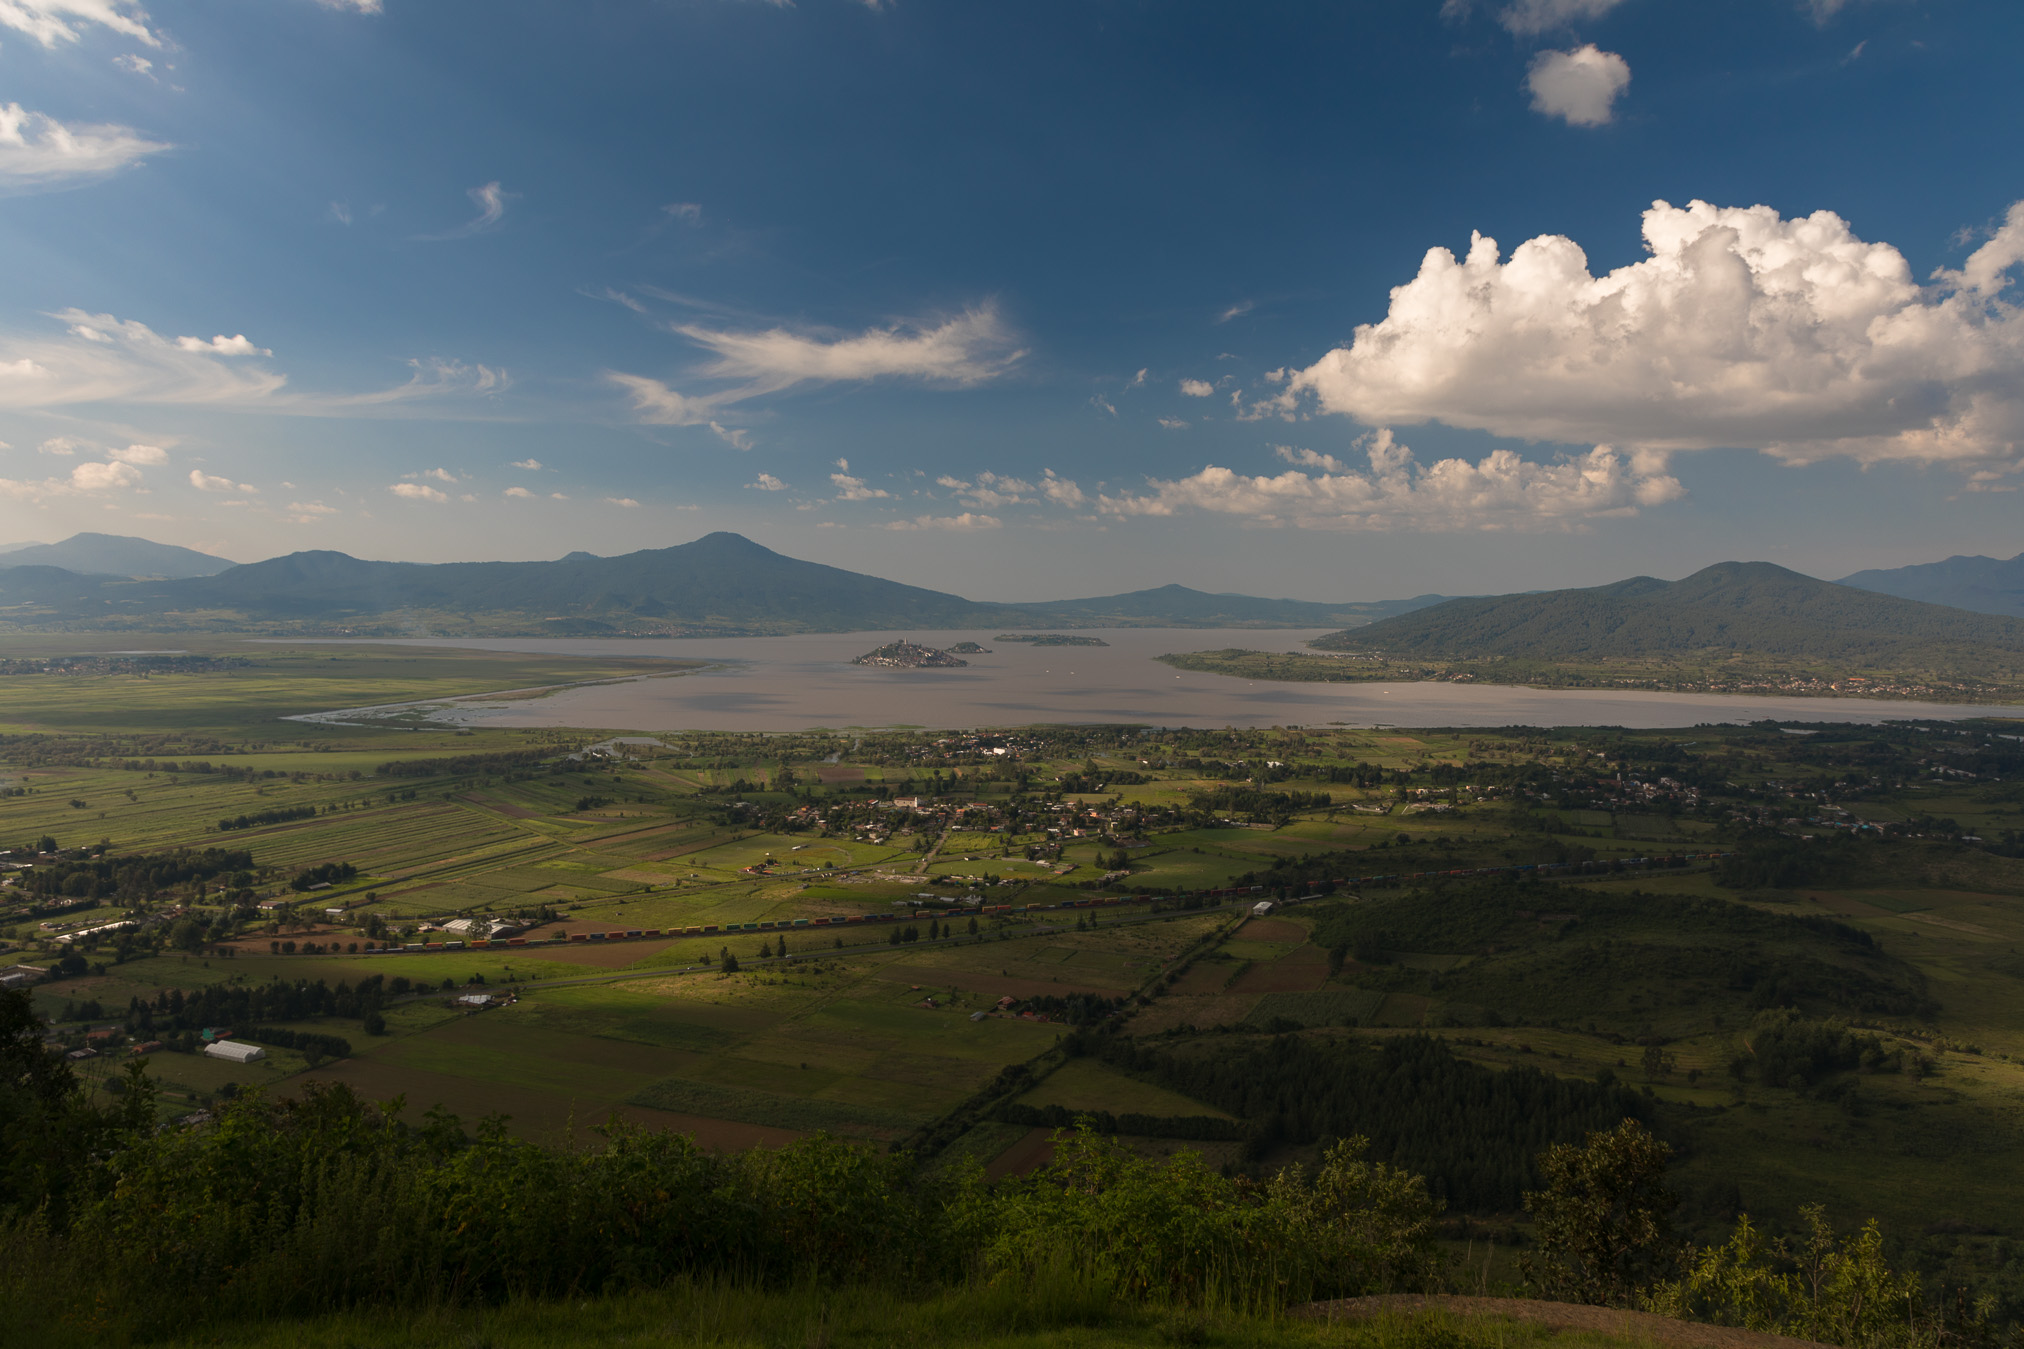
top-left (1300, 1296), bottom-right (1831, 1349)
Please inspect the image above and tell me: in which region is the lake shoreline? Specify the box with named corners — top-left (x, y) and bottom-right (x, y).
top-left (263, 629), bottom-right (2020, 732)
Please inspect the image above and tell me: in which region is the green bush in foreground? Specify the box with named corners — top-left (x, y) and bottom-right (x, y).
top-left (1, 993), bottom-right (1445, 1344)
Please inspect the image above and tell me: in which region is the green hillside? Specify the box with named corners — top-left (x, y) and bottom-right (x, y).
top-left (1314, 562), bottom-right (2024, 665)
top-left (1142, 561), bottom-right (2024, 699)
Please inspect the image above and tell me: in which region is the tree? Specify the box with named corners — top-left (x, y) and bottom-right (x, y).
top-left (363, 1011), bottom-right (387, 1036)
top-left (888, 927), bottom-right (902, 946)
top-left (721, 951), bottom-right (741, 974)
top-left (1523, 1119), bottom-right (1679, 1305)
top-left (1645, 1207), bottom-right (1926, 1347)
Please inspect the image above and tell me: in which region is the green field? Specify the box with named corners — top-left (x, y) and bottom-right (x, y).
top-left (12, 647), bottom-right (2024, 1327)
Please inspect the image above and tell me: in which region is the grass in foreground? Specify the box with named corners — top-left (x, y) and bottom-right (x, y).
top-left (116, 1283), bottom-right (1644, 1349)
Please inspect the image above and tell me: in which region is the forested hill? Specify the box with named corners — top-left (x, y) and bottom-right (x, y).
top-left (0, 531), bottom-right (1437, 635)
top-left (1310, 561), bottom-right (2024, 666)
top-left (1840, 551), bottom-right (2024, 620)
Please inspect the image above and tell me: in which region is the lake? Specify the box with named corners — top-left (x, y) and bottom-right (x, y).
top-left (285, 629), bottom-right (2017, 731)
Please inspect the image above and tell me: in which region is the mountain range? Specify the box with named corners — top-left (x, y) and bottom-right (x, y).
top-left (1838, 552), bottom-right (2024, 620)
top-left (0, 532), bottom-right (236, 579)
top-left (1311, 561), bottom-right (2024, 671)
top-left (0, 531), bottom-right (1441, 635)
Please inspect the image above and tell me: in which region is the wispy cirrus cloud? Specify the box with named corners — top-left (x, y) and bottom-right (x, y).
top-left (418, 181), bottom-right (513, 241)
top-left (606, 305), bottom-right (1024, 426)
top-left (0, 0), bottom-right (160, 48)
top-left (0, 309), bottom-right (284, 408)
top-left (0, 102), bottom-right (170, 192)
top-left (1442, 0), bottom-right (1630, 36)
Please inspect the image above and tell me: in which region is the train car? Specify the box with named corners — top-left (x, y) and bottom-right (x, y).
top-left (507, 938), bottom-right (527, 947)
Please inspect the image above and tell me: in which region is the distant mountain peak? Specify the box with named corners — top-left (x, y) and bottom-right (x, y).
top-left (1839, 549), bottom-right (2024, 621)
top-left (0, 532), bottom-right (236, 579)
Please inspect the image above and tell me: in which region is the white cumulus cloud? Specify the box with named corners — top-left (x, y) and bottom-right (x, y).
top-left (1274, 198), bottom-right (2024, 471)
top-left (109, 442), bottom-right (165, 464)
top-left (1096, 428), bottom-right (1681, 531)
top-left (503, 486), bottom-right (536, 499)
top-left (0, 102), bottom-right (170, 191)
top-left (389, 482), bottom-right (447, 502)
top-left (189, 469), bottom-right (255, 493)
top-left (1526, 45), bottom-right (1630, 126)
top-left (174, 333), bottom-right (269, 356)
top-left (884, 512), bottom-right (1002, 532)
top-left (605, 496), bottom-right (641, 508)
top-left (510, 458), bottom-right (542, 470)
top-left (1275, 445), bottom-right (1349, 473)
top-left (2, 457), bottom-right (148, 499)
top-left (1039, 470), bottom-right (1086, 507)
top-left (830, 472), bottom-right (891, 501)
top-left (66, 459), bottom-right (142, 491)
top-left (1179, 378), bottom-right (1214, 397)
top-left (746, 473), bottom-right (787, 491)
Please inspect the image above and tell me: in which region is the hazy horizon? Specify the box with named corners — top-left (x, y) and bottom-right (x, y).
top-left (2, 1), bottom-right (2021, 601)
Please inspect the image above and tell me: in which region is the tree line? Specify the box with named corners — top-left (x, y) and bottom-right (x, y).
top-left (0, 988), bottom-right (1986, 1347)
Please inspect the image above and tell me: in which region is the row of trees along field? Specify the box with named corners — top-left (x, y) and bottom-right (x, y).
top-left (0, 988), bottom-right (2000, 1347)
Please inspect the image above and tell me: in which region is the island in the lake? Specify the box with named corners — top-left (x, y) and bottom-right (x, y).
top-left (947, 641), bottom-right (991, 654)
top-left (851, 640), bottom-right (970, 668)
top-left (994, 633), bottom-right (1110, 646)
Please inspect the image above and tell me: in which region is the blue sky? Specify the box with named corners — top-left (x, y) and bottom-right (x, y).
top-left (1, 0), bottom-right (2021, 601)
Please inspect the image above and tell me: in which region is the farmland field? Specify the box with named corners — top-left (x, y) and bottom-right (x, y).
top-left (12, 652), bottom-right (2024, 1313)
